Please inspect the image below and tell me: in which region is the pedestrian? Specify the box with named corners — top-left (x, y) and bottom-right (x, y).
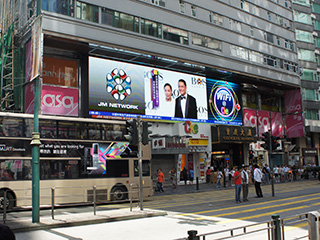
top-left (216, 169), bottom-right (222, 188)
top-left (0, 224), bottom-right (15, 240)
top-left (234, 166), bottom-right (242, 203)
top-left (189, 168), bottom-right (194, 184)
top-left (241, 165), bottom-right (249, 202)
top-left (273, 165), bottom-right (279, 182)
top-left (230, 167), bottom-right (235, 186)
top-left (182, 167), bottom-right (188, 185)
top-left (156, 169), bottom-right (165, 193)
top-left (169, 168), bottom-right (177, 189)
top-left (224, 166), bottom-right (230, 186)
top-left (254, 164), bottom-right (263, 198)
top-left (206, 167), bottom-right (211, 183)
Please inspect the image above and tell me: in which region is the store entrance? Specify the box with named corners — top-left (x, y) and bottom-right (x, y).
top-left (211, 153), bottom-right (230, 170)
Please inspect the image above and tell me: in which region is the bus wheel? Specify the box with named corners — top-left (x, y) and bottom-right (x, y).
top-left (110, 186), bottom-right (128, 201)
top-left (0, 190), bottom-right (14, 210)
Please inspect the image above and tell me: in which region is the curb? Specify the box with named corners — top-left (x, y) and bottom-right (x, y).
top-left (11, 211), bottom-right (167, 233)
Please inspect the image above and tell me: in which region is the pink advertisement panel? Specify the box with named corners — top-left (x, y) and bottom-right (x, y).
top-left (284, 89), bottom-right (304, 138)
top-left (25, 40), bottom-right (32, 82)
top-left (284, 89), bottom-right (302, 114)
top-left (243, 108), bottom-right (257, 129)
top-left (258, 110), bottom-right (270, 137)
top-left (42, 85), bottom-right (79, 116)
top-left (25, 82), bottom-right (35, 114)
top-left (271, 112), bottom-right (283, 138)
top-left (285, 114), bottom-right (304, 138)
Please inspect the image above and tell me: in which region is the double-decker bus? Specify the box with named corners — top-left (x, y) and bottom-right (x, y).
top-left (0, 112), bottom-right (153, 209)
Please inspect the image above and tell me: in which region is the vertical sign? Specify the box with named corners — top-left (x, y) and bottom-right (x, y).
top-left (30, 16), bottom-right (42, 81)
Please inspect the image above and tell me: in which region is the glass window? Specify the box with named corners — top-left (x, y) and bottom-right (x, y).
top-left (261, 94), bottom-right (280, 112)
top-left (151, 0), bottom-right (166, 7)
top-left (134, 160), bottom-right (151, 177)
top-left (312, 3), bottom-right (320, 13)
top-left (40, 120), bottom-right (57, 138)
top-left (0, 117), bottom-right (26, 137)
top-left (101, 8), bottom-right (114, 26)
top-left (240, 0), bottom-right (249, 11)
top-left (313, 20), bottom-right (320, 31)
top-left (76, 1), bottom-right (98, 23)
top-left (251, 5), bottom-right (259, 16)
top-left (230, 45), bottom-right (248, 60)
top-left (141, 19), bottom-right (162, 38)
top-left (293, 0), bottom-right (310, 6)
top-left (113, 11), bottom-right (139, 33)
top-left (264, 55), bottom-right (277, 67)
top-left (41, 160), bottom-right (79, 179)
top-left (296, 30), bottom-right (314, 43)
top-left (302, 88), bottom-right (318, 101)
top-left (163, 25), bottom-right (188, 45)
top-left (305, 109), bottom-right (319, 120)
top-left (0, 160), bottom-right (32, 180)
top-left (250, 27), bottom-right (254, 36)
top-left (249, 51), bottom-right (263, 64)
top-left (191, 6), bottom-right (197, 17)
top-left (314, 37), bottom-right (320, 48)
top-left (179, 1), bottom-right (185, 13)
top-left (191, 33), bottom-right (222, 51)
top-left (297, 48), bottom-right (316, 62)
top-left (302, 69), bottom-right (317, 81)
top-left (229, 20), bottom-right (241, 32)
top-left (276, 37), bottom-right (281, 45)
top-left (210, 12), bottom-right (223, 26)
top-left (242, 92), bottom-right (257, 109)
top-left (264, 32), bottom-right (274, 43)
top-left (42, 0), bottom-right (74, 17)
top-left (294, 11), bottom-right (312, 25)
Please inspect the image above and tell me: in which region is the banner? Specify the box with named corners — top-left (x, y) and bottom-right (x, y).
top-left (25, 82), bottom-right (35, 114)
top-left (284, 89), bottom-right (304, 138)
top-left (243, 109), bottom-right (257, 129)
top-left (257, 110), bottom-right (270, 137)
top-left (30, 16), bottom-right (42, 81)
top-left (42, 85), bottom-right (79, 116)
top-left (271, 112), bottom-right (283, 138)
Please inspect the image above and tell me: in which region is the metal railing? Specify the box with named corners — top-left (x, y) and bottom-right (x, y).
top-left (1, 184), bottom-right (140, 223)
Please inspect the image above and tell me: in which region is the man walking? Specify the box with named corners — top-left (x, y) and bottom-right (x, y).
top-left (234, 166), bottom-right (242, 203)
top-left (156, 169), bottom-right (165, 193)
top-left (241, 165), bottom-right (249, 202)
top-left (254, 164), bottom-right (263, 198)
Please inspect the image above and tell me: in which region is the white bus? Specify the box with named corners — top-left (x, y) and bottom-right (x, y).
top-left (0, 113), bottom-right (153, 209)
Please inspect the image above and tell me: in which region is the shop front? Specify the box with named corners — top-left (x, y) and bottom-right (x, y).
top-left (302, 148), bottom-right (319, 166)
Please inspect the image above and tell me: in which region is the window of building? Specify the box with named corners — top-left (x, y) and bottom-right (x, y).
top-left (230, 45), bottom-right (248, 60)
top-left (240, 0), bottom-right (249, 11)
top-left (76, 1), bottom-right (98, 23)
top-left (242, 92), bottom-right (257, 109)
top-left (163, 25), bottom-right (188, 45)
top-left (305, 109), bottom-right (319, 120)
top-left (276, 37), bottom-right (281, 45)
top-left (141, 19), bottom-right (162, 38)
top-left (317, 54), bottom-right (320, 66)
top-left (267, 12), bottom-right (272, 21)
top-left (229, 20), bottom-right (241, 32)
top-left (294, 11), bottom-right (312, 25)
top-left (302, 69), bottom-right (317, 81)
top-left (210, 12), bottom-right (223, 26)
top-left (315, 37), bottom-right (320, 48)
top-left (42, 0), bottom-right (74, 17)
top-left (250, 27), bottom-right (254, 36)
top-left (296, 30), bottom-right (314, 43)
top-left (249, 50), bottom-right (264, 64)
top-left (191, 33), bottom-right (222, 51)
top-left (293, 0), bottom-right (310, 7)
top-left (264, 32), bottom-right (274, 43)
top-left (298, 48), bottom-right (316, 62)
top-left (113, 12), bottom-right (139, 32)
top-left (302, 88), bottom-right (319, 101)
top-left (285, 0), bottom-right (290, 8)
top-left (191, 5), bottom-right (197, 17)
top-left (151, 0), bottom-right (166, 7)
top-left (264, 55), bottom-right (277, 67)
top-left (179, 0), bottom-right (185, 13)
top-left (285, 39), bottom-right (294, 50)
top-left (312, 3), bottom-right (320, 13)
top-left (101, 8), bottom-right (114, 26)
top-left (251, 5), bottom-right (259, 16)
top-left (261, 94), bottom-right (280, 112)
top-left (276, 15), bottom-right (283, 26)
top-left (313, 20), bottom-right (320, 31)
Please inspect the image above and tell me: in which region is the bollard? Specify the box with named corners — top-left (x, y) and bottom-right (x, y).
top-left (196, 177), bottom-right (199, 190)
top-left (271, 214), bottom-right (282, 240)
top-left (51, 188), bottom-right (55, 220)
top-left (129, 184), bottom-right (133, 212)
top-left (187, 230), bottom-right (199, 240)
top-left (93, 186), bottom-right (97, 215)
top-left (308, 211), bottom-right (320, 240)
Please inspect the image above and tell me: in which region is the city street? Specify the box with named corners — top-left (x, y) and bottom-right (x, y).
top-left (12, 180), bottom-right (320, 240)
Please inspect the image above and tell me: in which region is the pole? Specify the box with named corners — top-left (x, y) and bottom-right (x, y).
top-left (31, 77), bottom-right (40, 223)
top-left (271, 214), bottom-right (282, 240)
top-left (137, 116), bottom-right (143, 210)
top-left (269, 113), bottom-right (275, 197)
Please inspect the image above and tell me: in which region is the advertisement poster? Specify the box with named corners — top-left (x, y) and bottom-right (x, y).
top-left (257, 110), bottom-right (270, 137)
top-left (271, 112), bottom-right (283, 138)
top-left (243, 108), bottom-right (257, 130)
top-left (207, 79), bottom-right (242, 125)
top-left (42, 85), bottom-right (79, 116)
top-left (89, 57), bottom-right (207, 122)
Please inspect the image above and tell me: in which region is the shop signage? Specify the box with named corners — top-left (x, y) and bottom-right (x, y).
top-left (212, 125), bottom-right (256, 143)
top-left (189, 139), bottom-right (208, 146)
top-left (184, 121), bottom-right (199, 134)
top-left (302, 148), bottom-right (318, 156)
top-left (152, 138), bottom-right (166, 149)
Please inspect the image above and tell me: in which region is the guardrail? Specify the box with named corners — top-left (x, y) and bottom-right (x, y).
top-left (1, 184), bottom-right (140, 223)
top-left (178, 212), bottom-right (320, 240)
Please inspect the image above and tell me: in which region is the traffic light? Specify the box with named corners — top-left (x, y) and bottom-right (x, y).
top-left (249, 150), bottom-right (254, 159)
top-left (272, 136), bottom-right (280, 151)
top-left (261, 131), bottom-right (270, 150)
top-left (142, 121), bottom-right (152, 145)
top-left (125, 119), bottom-right (138, 146)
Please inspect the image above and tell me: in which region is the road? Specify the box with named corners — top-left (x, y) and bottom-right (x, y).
top-left (15, 180), bottom-right (320, 240)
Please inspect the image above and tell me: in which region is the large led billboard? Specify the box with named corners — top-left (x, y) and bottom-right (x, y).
top-left (89, 57), bottom-right (208, 122)
top-left (206, 79), bottom-right (242, 125)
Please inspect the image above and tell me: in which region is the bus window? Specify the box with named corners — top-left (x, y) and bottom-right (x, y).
top-left (134, 160), bottom-right (151, 177)
top-left (40, 160), bottom-right (79, 180)
top-left (0, 160), bottom-right (32, 180)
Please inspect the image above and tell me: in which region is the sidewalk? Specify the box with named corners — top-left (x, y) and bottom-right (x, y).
top-left (4, 208), bottom-right (167, 233)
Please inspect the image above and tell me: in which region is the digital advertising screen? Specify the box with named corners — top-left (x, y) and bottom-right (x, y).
top-left (89, 57), bottom-right (208, 122)
top-left (206, 79), bottom-right (242, 126)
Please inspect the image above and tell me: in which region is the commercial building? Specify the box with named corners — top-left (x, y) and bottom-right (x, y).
top-left (0, 0), bottom-right (304, 182)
